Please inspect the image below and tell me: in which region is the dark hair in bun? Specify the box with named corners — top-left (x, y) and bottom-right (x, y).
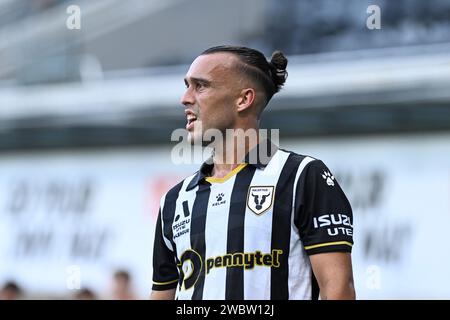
top-left (201, 45), bottom-right (288, 104)
top-left (269, 50), bottom-right (288, 92)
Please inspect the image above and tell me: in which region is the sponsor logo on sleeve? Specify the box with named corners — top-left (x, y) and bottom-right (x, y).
top-left (313, 213), bottom-right (353, 236)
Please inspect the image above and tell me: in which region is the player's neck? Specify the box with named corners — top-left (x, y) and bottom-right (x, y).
top-left (210, 131), bottom-right (260, 179)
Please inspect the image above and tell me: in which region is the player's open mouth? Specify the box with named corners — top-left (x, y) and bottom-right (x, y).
top-left (186, 116), bottom-right (197, 130)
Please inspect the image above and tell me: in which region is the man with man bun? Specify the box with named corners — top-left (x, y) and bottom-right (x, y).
top-left (151, 46), bottom-right (355, 300)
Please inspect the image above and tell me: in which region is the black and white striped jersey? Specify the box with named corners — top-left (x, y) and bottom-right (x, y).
top-left (152, 142), bottom-right (353, 300)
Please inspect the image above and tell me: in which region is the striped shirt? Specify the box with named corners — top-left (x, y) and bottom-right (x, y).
top-left (152, 141), bottom-right (353, 300)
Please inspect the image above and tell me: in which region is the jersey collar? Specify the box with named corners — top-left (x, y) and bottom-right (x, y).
top-left (186, 139), bottom-right (278, 191)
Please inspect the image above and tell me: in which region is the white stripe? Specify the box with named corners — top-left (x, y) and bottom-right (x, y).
top-left (202, 175), bottom-right (236, 300)
top-left (288, 156), bottom-right (315, 299)
top-left (243, 149), bottom-right (291, 300)
top-left (291, 156), bottom-right (315, 236)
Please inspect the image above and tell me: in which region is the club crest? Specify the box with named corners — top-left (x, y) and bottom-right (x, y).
top-left (247, 186), bottom-right (274, 215)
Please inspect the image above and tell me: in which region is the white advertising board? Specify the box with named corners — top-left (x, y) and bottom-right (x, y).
top-left (0, 147), bottom-right (197, 298)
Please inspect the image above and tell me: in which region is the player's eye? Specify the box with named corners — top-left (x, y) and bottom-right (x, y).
top-left (196, 81), bottom-right (209, 91)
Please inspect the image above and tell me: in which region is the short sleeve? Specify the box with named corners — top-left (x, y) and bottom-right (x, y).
top-left (152, 207), bottom-right (179, 291)
top-left (294, 159), bottom-right (354, 255)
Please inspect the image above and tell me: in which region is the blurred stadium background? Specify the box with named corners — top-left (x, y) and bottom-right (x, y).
top-left (1, 0), bottom-right (450, 299)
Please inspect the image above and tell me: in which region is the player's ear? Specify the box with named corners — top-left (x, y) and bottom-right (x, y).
top-left (236, 88), bottom-right (256, 113)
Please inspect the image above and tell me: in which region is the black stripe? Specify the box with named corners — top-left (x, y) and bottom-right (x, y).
top-left (190, 183), bottom-right (211, 300)
top-left (225, 165), bottom-right (256, 300)
top-left (162, 181), bottom-right (184, 288)
top-left (271, 153), bottom-right (305, 300)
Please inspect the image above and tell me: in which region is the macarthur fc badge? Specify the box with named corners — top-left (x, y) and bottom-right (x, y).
top-left (247, 186), bottom-right (274, 215)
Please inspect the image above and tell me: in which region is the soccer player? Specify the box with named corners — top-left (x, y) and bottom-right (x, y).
top-left (150, 46), bottom-right (355, 300)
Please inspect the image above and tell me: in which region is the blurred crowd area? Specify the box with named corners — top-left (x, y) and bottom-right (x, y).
top-left (0, 269), bottom-right (140, 300)
top-left (1, 0), bottom-right (450, 84)
top-left (265, 0), bottom-right (450, 54)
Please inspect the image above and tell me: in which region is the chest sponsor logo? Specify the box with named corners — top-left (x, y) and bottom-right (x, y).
top-left (177, 248), bottom-right (284, 291)
top-left (247, 186), bottom-right (274, 215)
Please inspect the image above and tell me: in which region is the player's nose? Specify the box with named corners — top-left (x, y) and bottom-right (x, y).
top-left (180, 88), bottom-right (195, 107)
